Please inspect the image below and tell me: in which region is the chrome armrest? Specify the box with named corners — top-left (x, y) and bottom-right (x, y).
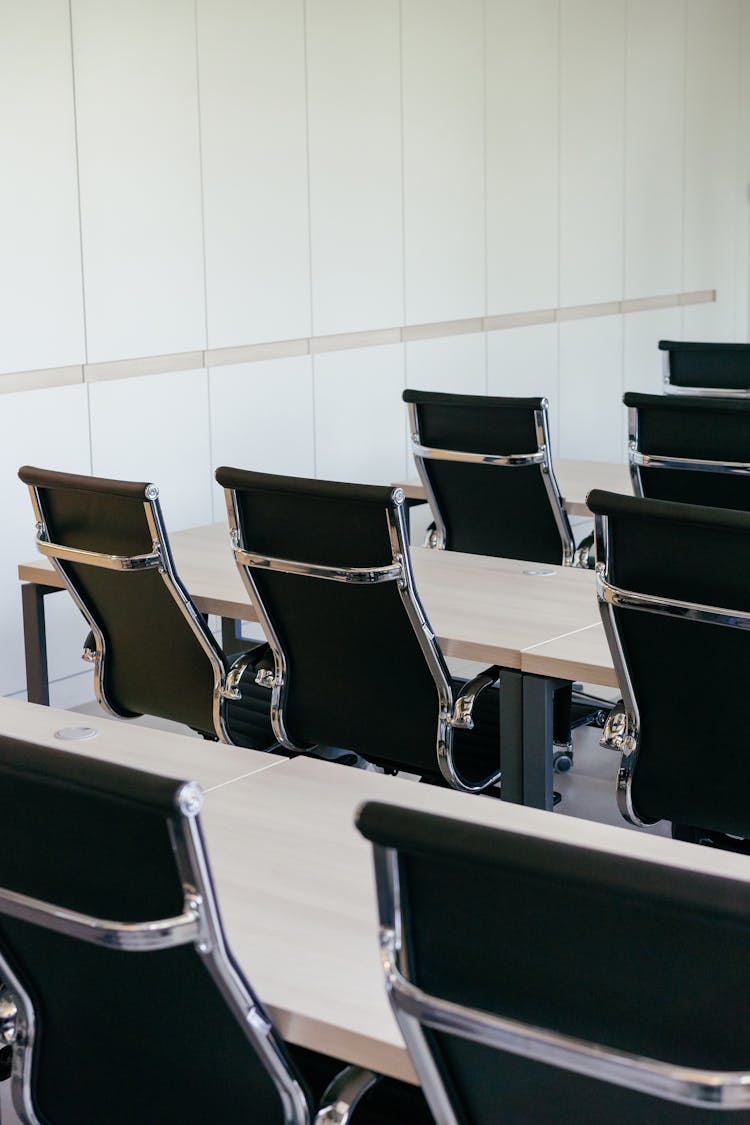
top-left (572, 531), bottom-right (595, 570)
top-left (422, 521), bottom-right (438, 549)
top-left (314, 1066), bottom-right (379, 1125)
top-left (450, 666), bottom-right (501, 730)
top-left (220, 642), bottom-right (274, 701)
top-left (599, 699), bottom-right (638, 752)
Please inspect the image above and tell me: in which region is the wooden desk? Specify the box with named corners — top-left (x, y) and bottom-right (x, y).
top-left (18, 528), bottom-right (612, 812)
top-left (0, 697), bottom-right (285, 790)
top-left (199, 754), bottom-right (750, 1083)
top-left (395, 457), bottom-right (632, 516)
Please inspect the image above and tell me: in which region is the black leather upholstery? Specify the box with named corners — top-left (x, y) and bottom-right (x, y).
top-left (625, 392), bottom-right (750, 510)
top-left (357, 800), bottom-right (750, 1124)
top-left (216, 467), bottom-right (502, 786)
top-left (404, 389), bottom-right (568, 562)
top-left (589, 489), bottom-right (750, 839)
top-left (19, 466), bottom-right (274, 749)
top-left (0, 737), bottom-right (291, 1124)
top-left (659, 339), bottom-right (750, 392)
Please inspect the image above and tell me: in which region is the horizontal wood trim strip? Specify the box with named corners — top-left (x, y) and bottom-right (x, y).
top-left (0, 290), bottom-right (718, 391)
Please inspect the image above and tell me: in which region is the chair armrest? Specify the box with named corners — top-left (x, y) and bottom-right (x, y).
top-left (450, 665), bottom-right (501, 730)
top-left (572, 531), bottom-right (595, 570)
top-left (221, 642), bottom-right (274, 700)
top-left (423, 520), bottom-right (438, 549)
top-left (314, 1066), bottom-right (379, 1124)
top-left (599, 698), bottom-right (638, 752)
top-left (82, 630), bottom-right (96, 663)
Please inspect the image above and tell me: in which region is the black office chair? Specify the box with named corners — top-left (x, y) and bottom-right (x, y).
top-left (215, 468), bottom-right (503, 794)
top-left (590, 488), bottom-right (750, 851)
top-left (625, 392), bottom-right (750, 510)
top-left (659, 339), bottom-right (750, 397)
top-left (357, 799), bottom-right (750, 1124)
top-left (18, 465), bottom-right (275, 750)
top-left (403, 389), bottom-right (576, 563)
top-left (403, 389), bottom-right (612, 766)
top-left (0, 735), bottom-right (440, 1124)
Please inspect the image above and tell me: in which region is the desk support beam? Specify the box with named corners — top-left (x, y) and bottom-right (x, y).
top-left (499, 670), bottom-right (523, 804)
top-left (22, 583), bottom-right (59, 706)
top-left (522, 673), bottom-right (567, 811)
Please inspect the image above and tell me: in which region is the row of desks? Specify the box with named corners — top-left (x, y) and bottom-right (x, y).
top-left (4, 697), bottom-right (747, 1087)
top-left (18, 525), bottom-right (613, 810)
top-left (17, 459), bottom-right (625, 810)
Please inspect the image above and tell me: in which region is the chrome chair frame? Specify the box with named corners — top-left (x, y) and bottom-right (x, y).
top-left (594, 510), bottom-right (750, 826)
top-left (662, 348), bottom-right (750, 399)
top-left (25, 482), bottom-right (255, 745)
top-left (222, 484), bottom-right (502, 793)
top-left (407, 398), bottom-right (575, 565)
top-left (0, 782), bottom-right (322, 1125)
top-left (371, 840), bottom-right (750, 1120)
top-left (628, 407), bottom-right (750, 497)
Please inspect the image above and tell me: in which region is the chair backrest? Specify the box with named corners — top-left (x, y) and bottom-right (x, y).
top-left (215, 468), bottom-right (490, 790)
top-left (403, 389), bottom-right (573, 564)
top-left (659, 339), bottom-right (750, 397)
top-left (624, 392), bottom-right (750, 511)
top-left (589, 488), bottom-right (750, 835)
top-left (0, 736), bottom-right (310, 1125)
top-left (357, 800), bottom-right (750, 1125)
top-left (18, 466), bottom-right (227, 738)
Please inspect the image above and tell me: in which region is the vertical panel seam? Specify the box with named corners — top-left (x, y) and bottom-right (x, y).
top-left (67, 0), bottom-right (92, 471)
top-left (301, 0), bottom-right (317, 475)
top-left (192, 0), bottom-right (214, 517)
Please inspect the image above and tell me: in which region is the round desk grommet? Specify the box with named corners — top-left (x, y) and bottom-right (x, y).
top-left (54, 726), bottom-right (99, 741)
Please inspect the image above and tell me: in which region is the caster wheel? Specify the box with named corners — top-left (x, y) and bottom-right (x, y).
top-left (553, 750), bottom-right (573, 773)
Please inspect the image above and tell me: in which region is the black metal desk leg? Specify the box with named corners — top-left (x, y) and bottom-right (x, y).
top-left (522, 673), bottom-right (566, 811)
top-left (499, 669), bottom-right (524, 804)
top-left (22, 583), bottom-right (58, 706)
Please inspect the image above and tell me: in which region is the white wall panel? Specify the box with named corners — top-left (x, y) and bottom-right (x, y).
top-left (624, 0), bottom-right (685, 299)
top-left (485, 0), bottom-right (559, 315)
top-left (307, 0), bottom-right (402, 335)
top-left (89, 369), bottom-right (213, 530)
top-left (72, 0), bottom-right (205, 362)
top-left (558, 316), bottom-right (625, 462)
top-left (0, 1), bottom-right (85, 375)
top-left (402, 0), bottom-right (485, 324)
top-left (209, 356), bottom-right (315, 520)
top-left (487, 324), bottom-right (560, 448)
top-left (559, 0), bottom-right (625, 307)
top-left (198, 0), bottom-right (310, 349)
top-left (314, 344), bottom-right (406, 483)
top-left (623, 308), bottom-right (681, 396)
top-left (682, 0), bottom-right (740, 340)
top-left (0, 385), bottom-right (90, 695)
top-left (405, 334), bottom-right (486, 394)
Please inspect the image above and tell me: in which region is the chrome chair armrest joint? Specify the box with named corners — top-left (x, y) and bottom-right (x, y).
top-left (0, 990), bottom-right (18, 1047)
top-left (449, 666), bottom-right (501, 730)
top-left (313, 1066), bottom-right (380, 1125)
top-left (599, 699), bottom-right (638, 753)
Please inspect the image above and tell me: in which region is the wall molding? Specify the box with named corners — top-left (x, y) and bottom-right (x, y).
top-left (0, 288), bottom-right (716, 395)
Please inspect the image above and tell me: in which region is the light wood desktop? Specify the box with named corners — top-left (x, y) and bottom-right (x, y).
top-left (395, 457), bottom-right (632, 516)
top-left (200, 754), bottom-right (750, 1084)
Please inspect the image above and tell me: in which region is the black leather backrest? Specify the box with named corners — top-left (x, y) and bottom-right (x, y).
top-left (625, 392), bottom-right (750, 509)
top-left (19, 466), bottom-right (224, 734)
top-left (659, 339), bottom-right (750, 391)
top-left (404, 389), bottom-right (566, 562)
top-left (358, 801), bottom-right (750, 1125)
top-left (0, 738), bottom-right (288, 1124)
top-left (216, 468), bottom-right (448, 776)
top-left (589, 489), bottom-right (750, 833)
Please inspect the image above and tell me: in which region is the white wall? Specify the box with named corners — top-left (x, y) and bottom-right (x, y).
top-left (0, 0), bottom-right (748, 700)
